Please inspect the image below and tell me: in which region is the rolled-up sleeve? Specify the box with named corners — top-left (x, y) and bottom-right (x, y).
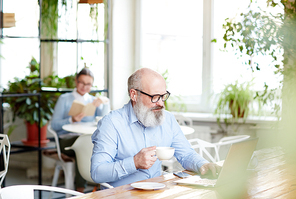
top-left (170, 116), bottom-right (209, 172)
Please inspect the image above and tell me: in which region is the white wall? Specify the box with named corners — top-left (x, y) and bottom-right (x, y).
top-left (110, 0), bottom-right (137, 110)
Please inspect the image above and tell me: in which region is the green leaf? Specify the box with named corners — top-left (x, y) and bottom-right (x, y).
top-left (211, 39), bottom-right (217, 43)
top-left (26, 98), bottom-right (31, 105)
top-left (16, 97), bottom-right (26, 102)
top-left (7, 125), bottom-right (17, 137)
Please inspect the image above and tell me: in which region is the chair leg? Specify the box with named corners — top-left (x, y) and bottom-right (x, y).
top-left (63, 163), bottom-right (75, 190)
top-left (214, 147), bottom-right (220, 162)
top-left (49, 165), bottom-right (62, 199)
top-left (52, 165), bottom-right (62, 187)
top-left (92, 185), bottom-right (98, 192)
top-left (63, 163), bottom-right (75, 198)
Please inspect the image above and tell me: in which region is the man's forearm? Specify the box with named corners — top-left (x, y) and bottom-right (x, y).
top-left (180, 152), bottom-right (209, 173)
top-left (91, 156), bottom-right (137, 183)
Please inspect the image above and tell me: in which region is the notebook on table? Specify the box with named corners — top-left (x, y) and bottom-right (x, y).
top-left (174, 137), bottom-right (258, 187)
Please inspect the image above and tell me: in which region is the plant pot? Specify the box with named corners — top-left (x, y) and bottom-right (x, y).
top-left (22, 122), bottom-right (50, 147)
top-left (230, 106), bottom-right (245, 118)
top-left (229, 100), bottom-right (246, 118)
top-left (79, 0), bottom-right (104, 4)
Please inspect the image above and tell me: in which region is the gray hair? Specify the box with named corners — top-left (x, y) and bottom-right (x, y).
top-left (76, 68), bottom-right (94, 80)
top-left (127, 70), bottom-right (143, 97)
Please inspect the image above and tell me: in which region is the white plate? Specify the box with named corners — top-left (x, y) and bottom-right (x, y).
top-left (131, 182), bottom-right (166, 190)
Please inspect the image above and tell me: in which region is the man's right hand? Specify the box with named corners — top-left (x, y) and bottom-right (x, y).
top-left (199, 162), bottom-right (222, 178)
top-left (134, 146), bottom-right (157, 169)
top-left (72, 112), bottom-right (85, 122)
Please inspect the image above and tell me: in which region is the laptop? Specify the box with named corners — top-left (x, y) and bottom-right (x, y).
top-left (174, 137), bottom-right (258, 187)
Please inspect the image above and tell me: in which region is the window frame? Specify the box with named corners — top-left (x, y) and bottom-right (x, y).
top-left (136, 0), bottom-right (214, 113)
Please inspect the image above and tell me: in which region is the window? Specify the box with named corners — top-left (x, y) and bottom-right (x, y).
top-left (0, 0), bottom-right (106, 90)
top-left (1, 0), bottom-right (39, 88)
top-left (139, 0), bottom-right (283, 113)
top-left (139, 0), bottom-right (203, 112)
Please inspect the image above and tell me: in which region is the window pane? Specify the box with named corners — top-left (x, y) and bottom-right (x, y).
top-left (140, 0), bottom-right (203, 111)
top-left (77, 3), bottom-right (105, 41)
top-left (57, 2), bottom-right (105, 40)
top-left (2, 0), bottom-right (39, 37)
top-left (57, 42), bottom-right (105, 89)
top-left (78, 42), bottom-right (105, 89)
top-left (0, 38), bottom-right (40, 88)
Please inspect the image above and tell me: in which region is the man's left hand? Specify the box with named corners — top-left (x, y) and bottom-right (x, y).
top-left (199, 163), bottom-right (222, 178)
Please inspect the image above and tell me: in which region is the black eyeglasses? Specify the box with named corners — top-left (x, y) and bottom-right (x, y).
top-left (77, 80), bottom-right (92, 88)
top-left (135, 89), bottom-right (170, 103)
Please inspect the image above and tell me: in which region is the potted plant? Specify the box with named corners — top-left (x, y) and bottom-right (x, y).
top-left (4, 57), bottom-right (56, 146)
top-left (214, 79), bottom-right (259, 133)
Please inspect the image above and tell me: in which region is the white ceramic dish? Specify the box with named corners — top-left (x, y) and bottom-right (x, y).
top-left (130, 182), bottom-right (165, 190)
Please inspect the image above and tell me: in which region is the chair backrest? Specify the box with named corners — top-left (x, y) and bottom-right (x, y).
top-left (46, 122), bottom-right (64, 163)
top-left (217, 135), bottom-right (250, 146)
top-left (215, 135), bottom-right (251, 160)
top-left (66, 134), bottom-right (93, 183)
top-left (174, 114), bottom-right (193, 126)
top-left (66, 134), bottom-right (114, 189)
top-left (0, 134), bottom-right (10, 187)
top-left (189, 135), bottom-right (251, 162)
top-left (3, 106), bottom-right (13, 130)
top-left (0, 185), bottom-right (83, 198)
top-left (188, 138), bottom-right (217, 162)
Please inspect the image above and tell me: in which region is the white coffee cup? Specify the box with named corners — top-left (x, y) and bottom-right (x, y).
top-left (156, 147), bottom-right (175, 160)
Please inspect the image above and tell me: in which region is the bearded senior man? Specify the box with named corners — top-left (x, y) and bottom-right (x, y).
top-left (91, 68), bottom-right (221, 188)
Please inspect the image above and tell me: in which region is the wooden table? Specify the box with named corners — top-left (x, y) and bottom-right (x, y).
top-left (71, 146), bottom-right (296, 199)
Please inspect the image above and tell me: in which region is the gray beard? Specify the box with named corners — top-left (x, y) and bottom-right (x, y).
top-left (134, 99), bottom-right (165, 127)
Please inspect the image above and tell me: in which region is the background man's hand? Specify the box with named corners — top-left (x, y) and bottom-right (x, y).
top-left (93, 96), bottom-right (109, 107)
top-left (72, 112), bottom-right (85, 122)
top-left (92, 97), bottom-right (103, 107)
top-left (199, 163), bottom-right (222, 178)
top-left (134, 146), bottom-right (157, 169)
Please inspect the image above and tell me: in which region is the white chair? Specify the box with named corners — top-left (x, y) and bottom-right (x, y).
top-left (0, 134), bottom-right (10, 187)
top-left (188, 135), bottom-right (250, 162)
top-left (0, 185), bottom-right (83, 199)
top-left (65, 134), bottom-right (114, 190)
top-left (43, 123), bottom-right (75, 191)
top-left (3, 105), bottom-right (13, 130)
top-left (174, 114), bottom-right (193, 126)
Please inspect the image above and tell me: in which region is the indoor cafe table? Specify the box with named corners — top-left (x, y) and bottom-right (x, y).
top-left (62, 122), bottom-right (194, 136)
top-left (62, 122), bottom-right (97, 134)
top-left (70, 146), bottom-right (296, 199)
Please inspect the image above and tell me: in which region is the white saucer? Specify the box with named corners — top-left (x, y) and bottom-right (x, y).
top-left (131, 182), bottom-right (165, 190)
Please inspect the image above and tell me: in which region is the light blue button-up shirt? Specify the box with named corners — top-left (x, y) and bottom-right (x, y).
top-left (91, 101), bottom-right (208, 187)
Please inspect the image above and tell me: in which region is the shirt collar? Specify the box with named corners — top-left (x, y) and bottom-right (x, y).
top-left (127, 100), bottom-right (139, 125)
top-left (72, 88), bottom-right (89, 104)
